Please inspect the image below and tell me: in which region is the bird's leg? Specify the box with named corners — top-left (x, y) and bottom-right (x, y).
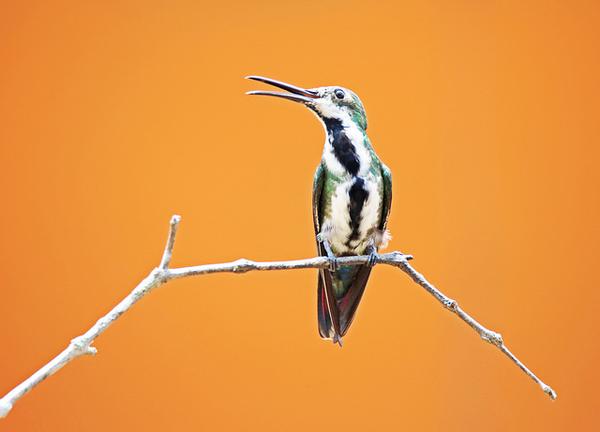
top-left (317, 233), bottom-right (338, 273)
top-left (365, 243), bottom-right (381, 268)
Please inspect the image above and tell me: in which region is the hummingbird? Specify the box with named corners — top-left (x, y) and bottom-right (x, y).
top-left (246, 76), bottom-right (392, 346)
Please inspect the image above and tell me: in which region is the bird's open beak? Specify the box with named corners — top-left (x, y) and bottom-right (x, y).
top-left (245, 76), bottom-right (320, 103)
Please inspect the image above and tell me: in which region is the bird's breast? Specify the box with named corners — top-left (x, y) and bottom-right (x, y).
top-left (324, 174), bottom-right (383, 255)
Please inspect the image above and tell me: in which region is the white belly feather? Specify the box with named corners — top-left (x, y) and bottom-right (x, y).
top-left (322, 175), bottom-right (382, 254)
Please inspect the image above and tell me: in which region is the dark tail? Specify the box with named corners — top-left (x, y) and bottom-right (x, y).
top-left (317, 274), bottom-right (335, 339)
top-left (317, 264), bottom-right (372, 341)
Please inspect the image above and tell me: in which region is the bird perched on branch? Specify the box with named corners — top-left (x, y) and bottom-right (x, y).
top-left (246, 76), bottom-right (392, 346)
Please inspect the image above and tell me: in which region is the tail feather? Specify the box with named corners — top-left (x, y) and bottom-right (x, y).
top-left (317, 264), bottom-right (372, 341)
top-left (338, 265), bottom-right (372, 335)
top-left (317, 274), bottom-right (334, 339)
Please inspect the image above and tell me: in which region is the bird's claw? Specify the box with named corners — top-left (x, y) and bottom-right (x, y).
top-left (318, 237), bottom-right (338, 273)
top-left (327, 256), bottom-right (339, 273)
top-left (367, 251), bottom-right (381, 267)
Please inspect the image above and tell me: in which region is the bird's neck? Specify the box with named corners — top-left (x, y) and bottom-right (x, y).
top-left (321, 116), bottom-right (374, 178)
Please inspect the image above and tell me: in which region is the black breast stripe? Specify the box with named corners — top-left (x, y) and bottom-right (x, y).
top-left (324, 118), bottom-right (360, 175)
top-left (347, 178), bottom-right (369, 244)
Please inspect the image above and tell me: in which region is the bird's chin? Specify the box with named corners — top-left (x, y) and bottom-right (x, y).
top-left (310, 102), bottom-right (346, 120)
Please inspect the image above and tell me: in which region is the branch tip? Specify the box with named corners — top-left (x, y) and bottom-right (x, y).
top-left (171, 214), bottom-right (182, 226)
top-left (0, 401), bottom-right (12, 419)
top-left (543, 385), bottom-right (557, 400)
top-left (159, 215), bottom-right (181, 270)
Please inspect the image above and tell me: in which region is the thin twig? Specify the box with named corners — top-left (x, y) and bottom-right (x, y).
top-left (0, 216), bottom-right (556, 419)
top-left (393, 260), bottom-right (557, 400)
top-left (159, 214), bottom-right (181, 270)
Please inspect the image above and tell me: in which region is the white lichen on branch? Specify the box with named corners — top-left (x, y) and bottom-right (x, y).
top-left (0, 215), bottom-right (556, 419)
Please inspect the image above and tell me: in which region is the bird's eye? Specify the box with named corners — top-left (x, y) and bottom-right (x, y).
top-left (334, 89), bottom-right (345, 99)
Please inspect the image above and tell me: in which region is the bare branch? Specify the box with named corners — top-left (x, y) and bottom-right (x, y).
top-left (393, 259), bottom-right (557, 400)
top-left (0, 216), bottom-right (556, 419)
top-left (159, 214), bottom-right (181, 270)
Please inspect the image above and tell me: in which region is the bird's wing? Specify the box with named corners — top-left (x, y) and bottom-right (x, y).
top-left (380, 163), bottom-right (393, 230)
top-left (313, 163), bottom-right (342, 339)
top-left (312, 162), bottom-right (325, 237)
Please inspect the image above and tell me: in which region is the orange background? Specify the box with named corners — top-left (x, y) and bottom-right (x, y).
top-left (1, 1), bottom-right (599, 430)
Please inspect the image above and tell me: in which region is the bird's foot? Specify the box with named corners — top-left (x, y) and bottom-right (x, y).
top-left (327, 255), bottom-right (339, 273)
top-left (318, 237), bottom-right (339, 273)
top-left (332, 334), bottom-right (344, 347)
top-left (366, 247), bottom-right (381, 267)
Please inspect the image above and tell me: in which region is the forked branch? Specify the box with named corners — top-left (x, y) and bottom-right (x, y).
top-left (0, 215), bottom-right (556, 418)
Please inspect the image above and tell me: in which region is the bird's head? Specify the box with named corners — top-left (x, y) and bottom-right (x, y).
top-left (246, 76), bottom-right (367, 130)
